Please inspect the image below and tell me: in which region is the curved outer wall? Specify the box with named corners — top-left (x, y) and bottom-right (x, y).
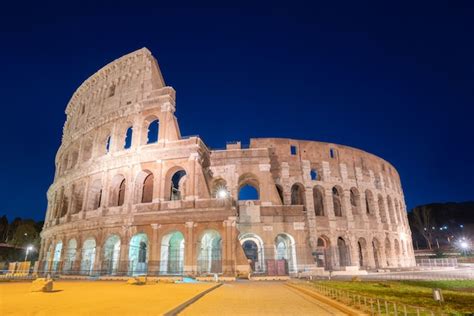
top-left (39, 48), bottom-right (415, 276)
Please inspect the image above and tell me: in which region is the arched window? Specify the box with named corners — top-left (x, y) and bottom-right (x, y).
top-left (387, 196), bottom-right (396, 224)
top-left (141, 173), bottom-right (154, 203)
top-left (160, 231), bottom-right (185, 274)
top-left (129, 233), bottom-right (148, 275)
top-left (238, 184), bottom-right (259, 200)
top-left (365, 190), bottom-right (374, 215)
top-left (105, 136), bottom-right (111, 153)
top-left (72, 182), bottom-right (85, 214)
top-left (108, 84), bottom-right (115, 97)
top-left (378, 195), bottom-right (387, 223)
top-left (103, 235), bottom-right (121, 275)
top-left (87, 179), bottom-right (102, 211)
top-left (198, 230), bottom-right (222, 274)
top-left (147, 120), bottom-right (159, 144)
top-left (124, 127), bottom-right (133, 149)
top-left (310, 169), bottom-right (318, 180)
top-left (350, 187), bottom-right (360, 215)
top-left (170, 170), bottom-right (187, 200)
top-left (118, 179), bottom-right (126, 206)
top-left (290, 183), bottom-right (305, 205)
top-left (313, 186), bottom-right (325, 216)
top-left (332, 187), bottom-right (343, 217)
top-left (82, 139), bottom-right (93, 162)
top-left (337, 237), bottom-right (349, 267)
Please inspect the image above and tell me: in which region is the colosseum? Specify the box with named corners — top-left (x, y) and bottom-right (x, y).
top-left (39, 48), bottom-right (416, 278)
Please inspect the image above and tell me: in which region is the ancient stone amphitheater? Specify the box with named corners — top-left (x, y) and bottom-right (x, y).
top-left (39, 48), bottom-right (415, 277)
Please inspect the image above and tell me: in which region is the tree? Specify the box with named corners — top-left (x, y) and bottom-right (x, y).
top-left (412, 206), bottom-right (435, 250)
top-left (10, 221), bottom-right (40, 248)
top-left (0, 215), bottom-right (8, 242)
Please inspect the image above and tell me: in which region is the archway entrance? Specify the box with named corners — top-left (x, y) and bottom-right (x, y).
top-left (80, 238), bottom-right (96, 275)
top-left (52, 241), bottom-right (63, 272)
top-left (337, 237), bottom-right (350, 268)
top-left (103, 235), bottom-right (121, 275)
top-left (63, 239), bottom-right (77, 274)
top-left (275, 233), bottom-right (297, 273)
top-left (160, 231), bottom-right (185, 275)
top-left (197, 230), bottom-right (222, 274)
top-left (239, 233), bottom-right (265, 273)
top-left (129, 233), bottom-right (148, 275)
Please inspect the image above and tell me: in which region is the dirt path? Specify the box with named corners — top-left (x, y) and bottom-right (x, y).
top-left (181, 281), bottom-right (347, 315)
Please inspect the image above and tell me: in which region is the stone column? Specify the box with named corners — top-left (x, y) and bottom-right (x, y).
top-left (184, 222), bottom-right (196, 275)
top-left (150, 223), bottom-right (160, 274)
top-left (119, 226), bottom-right (131, 275)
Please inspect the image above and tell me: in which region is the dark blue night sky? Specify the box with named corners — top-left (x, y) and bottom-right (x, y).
top-left (0, 1), bottom-right (473, 221)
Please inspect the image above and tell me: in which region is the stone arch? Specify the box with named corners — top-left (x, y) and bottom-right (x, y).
top-left (337, 237), bottom-right (350, 267)
top-left (160, 231), bottom-right (185, 274)
top-left (59, 187), bottom-right (69, 218)
top-left (290, 183), bottom-right (305, 206)
top-left (394, 199), bottom-right (401, 224)
top-left (274, 233), bottom-right (297, 273)
top-left (239, 233), bottom-right (265, 272)
top-left (129, 233), bottom-right (149, 275)
top-left (43, 243), bottom-right (54, 272)
top-left (350, 187), bottom-right (361, 215)
top-left (378, 194), bottom-right (387, 223)
top-left (394, 239), bottom-right (401, 267)
top-left (135, 170), bottom-right (154, 203)
top-left (313, 185), bottom-right (325, 216)
top-left (123, 125), bottom-right (133, 150)
top-left (357, 237), bottom-right (369, 268)
top-left (71, 181), bottom-right (85, 214)
top-left (103, 234), bottom-right (121, 275)
top-left (80, 237), bottom-right (96, 275)
top-left (315, 235), bottom-right (331, 268)
top-left (143, 115), bottom-right (160, 145)
top-left (81, 137), bottom-right (94, 162)
top-left (332, 186), bottom-right (344, 217)
top-left (109, 174), bottom-right (126, 207)
top-left (63, 238), bottom-right (77, 274)
top-left (197, 229), bottom-right (222, 274)
top-left (387, 196), bottom-right (396, 224)
top-left (52, 240), bottom-right (63, 273)
top-left (372, 238), bottom-right (382, 268)
top-left (365, 189), bottom-right (375, 215)
top-left (87, 179), bottom-right (102, 211)
top-left (238, 173), bottom-right (260, 201)
top-left (165, 166), bottom-right (187, 201)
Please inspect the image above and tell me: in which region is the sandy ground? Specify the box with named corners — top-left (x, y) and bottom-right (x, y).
top-left (0, 280), bottom-right (214, 315)
top-left (182, 281), bottom-right (347, 315)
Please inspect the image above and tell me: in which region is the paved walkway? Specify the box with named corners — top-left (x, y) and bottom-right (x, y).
top-left (181, 281), bottom-right (347, 315)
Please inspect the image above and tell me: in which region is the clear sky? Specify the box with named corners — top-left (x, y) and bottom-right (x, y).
top-left (0, 1), bottom-right (473, 221)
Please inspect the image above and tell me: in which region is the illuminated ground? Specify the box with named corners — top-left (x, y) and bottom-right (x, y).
top-left (182, 281), bottom-right (346, 315)
top-left (0, 280), bottom-right (214, 315)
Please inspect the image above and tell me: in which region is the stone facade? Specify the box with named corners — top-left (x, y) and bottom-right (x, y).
top-left (39, 48), bottom-right (415, 277)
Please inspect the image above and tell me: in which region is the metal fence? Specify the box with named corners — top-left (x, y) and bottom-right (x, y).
top-left (309, 283), bottom-right (441, 316)
top-left (417, 258), bottom-right (458, 268)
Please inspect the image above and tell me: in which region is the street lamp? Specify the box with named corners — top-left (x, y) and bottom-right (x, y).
top-left (24, 245), bottom-right (34, 262)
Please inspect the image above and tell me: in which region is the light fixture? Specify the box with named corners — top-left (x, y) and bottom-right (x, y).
top-left (217, 188), bottom-right (229, 199)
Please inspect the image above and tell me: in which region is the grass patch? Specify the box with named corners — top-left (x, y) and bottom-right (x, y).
top-left (311, 280), bottom-right (474, 315)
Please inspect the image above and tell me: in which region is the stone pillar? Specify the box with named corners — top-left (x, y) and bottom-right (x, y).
top-left (119, 226), bottom-right (131, 275)
top-left (184, 222), bottom-right (196, 275)
top-left (150, 223), bottom-right (160, 274)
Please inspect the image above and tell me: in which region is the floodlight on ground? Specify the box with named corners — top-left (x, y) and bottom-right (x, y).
top-left (460, 241), bottom-right (468, 249)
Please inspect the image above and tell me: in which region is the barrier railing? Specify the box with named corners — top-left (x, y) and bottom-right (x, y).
top-left (309, 283), bottom-right (441, 316)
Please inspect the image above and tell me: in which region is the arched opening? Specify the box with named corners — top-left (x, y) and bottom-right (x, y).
top-left (387, 196), bottom-right (396, 224)
top-left (276, 184), bottom-right (284, 204)
top-left (103, 235), bottom-right (121, 275)
top-left (129, 233), bottom-right (148, 275)
top-left (372, 238), bottom-right (381, 268)
top-left (169, 169), bottom-right (187, 200)
top-left (137, 171), bottom-right (154, 203)
top-left (160, 231), bottom-right (185, 275)
top-left (239, 233), bottom-right (265, 273)
top-left (384, 238), bottom-right (391, 267)
top-left (275, 233), bottom-right (297, 273)
top-left (146, 119), bottom-right (159, 144)
top-left (70, 150), bottom-right (78, 169)
top-left (109, 175), bottom-right (126, 207)
top-left (313, 186), bottom-right (325, 216)
top-left (71, 182), bottom-right (85, 214)
top-left (315, 236), bottom-right (331, 269)
top-left (105, 135), bottom-right (111, 153)
top-left (350, 187), bottom-right (360, 215)
top-left (52, 241), bottom-right (63, 273)
top-left (357, 238), bottom-right (368, 268)
top-left (365, 190), bottom-right (374, 215)
top-left (290, 183), bottom-right (305, 206)
top-left (238, 184), bottom-right (259, 200)
top-left (124, 126), bottom-right (133, 149)
top-left (332, 186), bottom-right (343, 217)
top-left (80, 238), bottom-right (96, 275)
top-left (310, 169), bottom-right (318, 180)
top-left (63, 239), bottom-right (77, 274)
top-left (197, 230), bottom-right (222, 274)
top-left (59, 188), bottom-right (69, 218)
top-left (81, 138), bottom-right (93, 162)
top-left (337, 237), bottom-right (350, 268)
top-left (394, 199), bottom-right (401, 225)
top-left (87, 179), bottom-right (102, 211)
top-left (238, 173), bottom-right (260, 201)
top-left (394, 239), bottom-right (401, 267)
top-left (378, 195), bottom-right (387, 223)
